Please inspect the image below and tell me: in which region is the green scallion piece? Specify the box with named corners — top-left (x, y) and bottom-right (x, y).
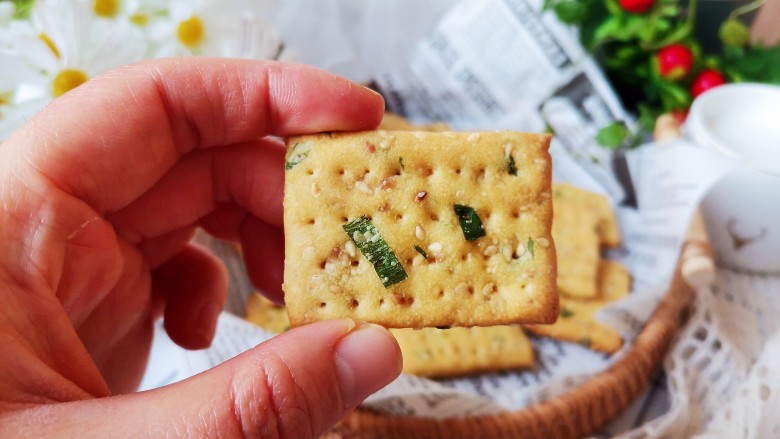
top-left (343, 216), bottom-right (408, 287)
top-left (527, 237), bottom-right (535, 259)
top-left (560, 308), bottom-right (574, 318)
top-left (285, 142), bottom-right (312, 170)
top-left (453, 204), bottom-right (486, 241)
top-left (414, 245), bottom-right (428, 259)
top-left (399, 157), bottom-right (405, 170)
top-left (507, 155), bottom-right (518, 176)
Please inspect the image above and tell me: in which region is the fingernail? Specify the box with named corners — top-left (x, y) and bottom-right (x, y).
top-left (197, 302), bottom-right (221, 346)
top-left (334, 324), bottom-right (402, 408)
top-left (362, 85), bottom-right (383, 99)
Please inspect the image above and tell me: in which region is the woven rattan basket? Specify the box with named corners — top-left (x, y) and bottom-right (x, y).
top-left (325, 224), bottom-right (710, 439)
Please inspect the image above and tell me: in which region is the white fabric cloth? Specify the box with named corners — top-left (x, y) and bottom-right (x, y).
top-left (619, 269), bottom-right (780, 438)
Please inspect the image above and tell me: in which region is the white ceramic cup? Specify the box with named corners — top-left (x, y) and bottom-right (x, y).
top-left (685, 83), bottom-right (780, 274)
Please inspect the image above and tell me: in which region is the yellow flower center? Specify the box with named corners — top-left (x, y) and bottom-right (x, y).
top-left (39, 33), bottom-right (61, 59)
top-left (177, 16), bottom-right (205, 48)
top-left (0, 92), bottom-right (11, 119)
top-left (129, 13), bottom-right (148, 26)
top-left (53, 69), bottom-right (89, 98)
top-left (94, 0), bottom-right (121, 18)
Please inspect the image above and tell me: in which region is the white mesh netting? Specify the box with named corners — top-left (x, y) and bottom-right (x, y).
top-left (620, 269), bottom-right (780, 438)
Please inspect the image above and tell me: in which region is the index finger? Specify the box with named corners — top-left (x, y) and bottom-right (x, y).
top-left (5, 58), bottom-right (384, 213)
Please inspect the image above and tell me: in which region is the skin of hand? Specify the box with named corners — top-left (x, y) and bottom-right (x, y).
top-left (0, 58), bottom-right (402, 438)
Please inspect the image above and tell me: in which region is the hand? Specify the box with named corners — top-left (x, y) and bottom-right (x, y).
top-left (0, 58), bottom-right (402, 438)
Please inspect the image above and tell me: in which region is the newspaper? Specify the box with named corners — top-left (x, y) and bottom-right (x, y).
top-left (374, 0), bottom-right (634, 200)
top-left (141, 0), bottom-right (737, 426)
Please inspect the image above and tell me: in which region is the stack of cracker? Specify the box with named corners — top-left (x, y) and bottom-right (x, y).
top-left (524, 183), bottom-right (630, 353)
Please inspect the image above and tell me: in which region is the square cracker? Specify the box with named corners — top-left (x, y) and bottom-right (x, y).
top-left (553, 195), bottom-right (601, 298)
top-left (283, 130), bottom-right (557, 328)
top-left (525, 260), bottom-right (631, 353)
top-left (391, 326), bottom-right (534, 378)
top-left (553, 183), bottom-right (620, 248)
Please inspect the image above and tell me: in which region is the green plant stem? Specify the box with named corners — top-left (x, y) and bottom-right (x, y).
top-left (686, 0), bottom-right (698, 28)
top-left (729, 0), bottom-right (765, 20)
top-left (645, 0), bottom-right (698, 50)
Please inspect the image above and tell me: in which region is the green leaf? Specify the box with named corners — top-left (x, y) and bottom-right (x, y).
top-left (578, 1), bottom-right (609, 50)
top-left (453, 204), bottom-right (486, 241)
top-left (658, 5), bottom-right (680, 17)
top-left (343, 217), bottom-right (408, 288)
top-left (561, 308), bottom-right (575, 318)
top-left (595, 121), bottom-right (629, 148)
top-left (605, 44), bottom-right (643, 69)
top-left (724, 44), bottom-right (780, 84)
top-left (656, 81), bottom-right (691, 111)
top-left (553, 0), bottom-right (588, 25)
top-left (527, 237), bottom-right (535, 259)
top-left (11, 0), bottom-right (35, 19)
top-left (604, 0), bottom-right (624, 16)
top-left (638, 103), bottom-right (663, 132)
top-left (399, 156), bottom-right (405, 171)
top-left (615, 45), bottom-right (640, 61)
top-left (648, 22), bottom-right (691, 49)
top-left (591, 16), bottom-right (621, 48)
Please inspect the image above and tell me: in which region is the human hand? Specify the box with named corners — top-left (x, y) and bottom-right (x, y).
top-left (0, 58), bottom-right (401, 437)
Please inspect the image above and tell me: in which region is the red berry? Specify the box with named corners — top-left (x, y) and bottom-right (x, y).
top-left (656, 44), bottom-right (694, 81)
top-left (691, 69), bottom-right (726, 98)
top-left (619, 0), bottom-right (654, 13)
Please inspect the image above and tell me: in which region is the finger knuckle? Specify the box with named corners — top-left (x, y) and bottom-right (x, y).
top-left (229, 350), bottom-right (329, 439)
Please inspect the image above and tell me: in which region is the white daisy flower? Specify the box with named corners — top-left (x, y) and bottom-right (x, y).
top-left (10, 0), bottom-right (147, 100)
top-left (0, 0), bottom-right (148, 140)
top-left (148, 0), bottom-right (278, 58)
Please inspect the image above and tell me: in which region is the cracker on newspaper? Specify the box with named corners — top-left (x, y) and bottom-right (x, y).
top-left (391, 326), bottom-right (534, 378)
top-left (283, 130), bottom-right (556, 328)
top-left (553, 183), bottom-right (620, 248)
top-left (553, 194), bottom-right (601, 299)
top-left (525, 260), bottom-right (631, 353)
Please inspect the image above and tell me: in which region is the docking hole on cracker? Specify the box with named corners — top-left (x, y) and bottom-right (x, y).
top-left (283, 130), bottom-right (558, 328)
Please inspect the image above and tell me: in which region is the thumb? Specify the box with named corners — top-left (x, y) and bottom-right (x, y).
top-left (3, 320), bottom-right (401, 438)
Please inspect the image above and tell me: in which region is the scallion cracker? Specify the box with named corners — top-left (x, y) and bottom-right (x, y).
top-left (283, 130), bottom-right (557, 328)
